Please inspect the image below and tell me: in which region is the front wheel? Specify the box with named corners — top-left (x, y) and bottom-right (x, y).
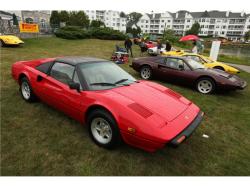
top-left (196, 77), bottom-right (215, 94)
top-left (140, 66), bottom-right (152, 80)
top-left (20, 77), bottom-right (37, 102)
top-left (87, 109), bottom-right (121, 149)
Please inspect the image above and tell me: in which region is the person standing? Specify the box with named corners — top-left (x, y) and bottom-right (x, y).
top-left (192, 41), bottom-right (198, 54)
top-left (165, 40), bottom-right (172, 51)
top-left (156, 39), bottom-right (162, 55)
top-left (124, 38), bottom-right (133, 57)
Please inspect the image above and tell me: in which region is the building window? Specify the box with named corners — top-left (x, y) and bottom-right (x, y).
top-left (146, 20), bottom-right (148, 23)
top-left (40, 19), bottom-right (46, 28)
top-left (113, 23), bottom-right (115, 26)
top-left (161, 20), bottom-right (164, 22)
top-left (25, 17), bottom-right (33, 23)
top-left (187, 19), bottom-right (190, 22)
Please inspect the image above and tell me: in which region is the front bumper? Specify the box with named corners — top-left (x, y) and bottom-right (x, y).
top-left (170, 111), bottom-right (204, 146)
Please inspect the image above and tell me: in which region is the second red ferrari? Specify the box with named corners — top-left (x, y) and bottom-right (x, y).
top-left (12, 56), bottom-right (203, 152)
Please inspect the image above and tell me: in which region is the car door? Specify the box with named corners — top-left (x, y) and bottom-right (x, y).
top-left (36, 62), bottom-right (84, 122)
top-left (156, 57), bottom-right (188, 83)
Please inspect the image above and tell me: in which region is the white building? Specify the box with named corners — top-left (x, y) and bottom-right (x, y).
top-left (137, 10), bottom-right (250, 41)
top-left (84, 10), bottom-right (126, 33)
top-left (137, 12), bottom-right (173, 34)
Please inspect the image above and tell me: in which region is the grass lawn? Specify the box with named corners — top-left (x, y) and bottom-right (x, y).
top-left (1, 37), bottom-right (250, 176)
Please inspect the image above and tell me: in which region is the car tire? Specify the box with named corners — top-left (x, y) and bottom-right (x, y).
top-left (20, 77), bottom-right (37, 102)
top-left (87, 109), bottom-right (121, 149)
top-left (0, 40), bottom-right (4, 47)
top-left (213, 66), bottom-right (225, 71)
top-left (140, 66), bottom-right (152, 80)
top-left (196, 77), bottom-right (215, 94)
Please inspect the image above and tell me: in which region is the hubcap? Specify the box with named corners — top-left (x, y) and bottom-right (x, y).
top-left (91, 117), bottom-right (112, 144)
top-left (141, 68), bottom-right (151, 79)
top-left (21, 82), bottom-right (31, 99)
top-left (198, 80), bottom-right (212, 94)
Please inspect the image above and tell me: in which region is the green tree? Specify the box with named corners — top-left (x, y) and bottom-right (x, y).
top-left (244, 30), bottom-right (250, 41)
top-left (120, 11), bottom-right (127, 18)
top-left (50, 10), bottom-right (60, 27)
top-left (12, 14), bottom-right (18, 25)
top-left (185, 22), bottom-right (200, 35)
top-left (67, 11), bottom-right (89, 28)
top-left (126, 12), bottom-right (142, 29)
top-left (162, 29), bottom-right (179, 43)
top-left (59, 11), bottom-right (69, 23)
top-left (126, 26), bottom-right (141, 37)
top-left (90, 20), bottom-right (105, 28)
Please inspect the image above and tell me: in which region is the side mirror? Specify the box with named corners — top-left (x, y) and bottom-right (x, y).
top-left (179, 64), bottom-right (184, 70)
top-left (68, 82), bottom-right (80, 92)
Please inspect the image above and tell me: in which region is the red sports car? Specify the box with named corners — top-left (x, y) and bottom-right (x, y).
top-left (12, 56), bottom-right (203, 152)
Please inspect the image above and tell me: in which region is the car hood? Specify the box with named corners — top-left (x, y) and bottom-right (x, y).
top-left (110, 81), bottom-right (190, 122)
top-left (196, 68), bottom-right (232, 78)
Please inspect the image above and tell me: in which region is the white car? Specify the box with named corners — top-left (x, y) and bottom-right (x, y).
top-left (147, 46), bottom-right (166, 56)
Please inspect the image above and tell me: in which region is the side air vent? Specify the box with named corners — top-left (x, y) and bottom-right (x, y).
top-left (128, 103), bottom-right (153, 118)
top-left (164, 89), bottom-right (181, 99)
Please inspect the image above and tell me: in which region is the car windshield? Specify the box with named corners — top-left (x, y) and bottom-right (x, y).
top-left (202, 56), bottom-right (214, 63)
top-left (187, 59), bottom-right (205, 69)
top-left (78, 61), bottom-right (136, 90)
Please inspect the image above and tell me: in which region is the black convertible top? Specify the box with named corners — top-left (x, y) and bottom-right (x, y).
top-left (55, 56), bottom-right (109, 65)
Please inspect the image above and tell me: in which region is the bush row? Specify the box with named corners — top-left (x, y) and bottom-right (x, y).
top-left (55, 26), bottom-right (126, 40)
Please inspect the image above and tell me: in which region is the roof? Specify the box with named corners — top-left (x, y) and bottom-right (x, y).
top-left (55, 56), bottom-right (109, 65)
top-left (0, 11), bottom-right (13, 16)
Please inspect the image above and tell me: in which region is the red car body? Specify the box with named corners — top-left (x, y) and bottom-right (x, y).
top-left (12, 57), bottom-right (203, 152)
top-left (145, 41), bottom-right (156, 49)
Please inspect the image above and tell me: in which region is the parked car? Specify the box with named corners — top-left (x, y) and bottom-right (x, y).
top-left (131, 56), bottom-right (247, 94)
top-left (162, 51), bottom-right (240, 74)
top-left (147, 46), bottom-right (166, 56)
top-left (12, 56), bottom-right (204, 152)
top-left (0, 35), bottom-right (24, 47)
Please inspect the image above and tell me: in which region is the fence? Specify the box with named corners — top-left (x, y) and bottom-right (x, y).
top-left (0, 19), bottom-right (55, 38)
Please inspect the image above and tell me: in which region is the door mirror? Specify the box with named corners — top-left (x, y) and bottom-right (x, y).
top-left (68, 82), bottom-right (80, 92)
top-left (178, 64), bottom-right (184, 70)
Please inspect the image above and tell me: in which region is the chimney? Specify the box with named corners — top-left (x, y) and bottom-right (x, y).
top-left (241, 11), bottom-right (244, 17)
top-left (226, 11), bottom-right (230, 17)
top-left (185, 12), bottom-right (188, 18)
top-left (176, 12), bottom-right (178, 19)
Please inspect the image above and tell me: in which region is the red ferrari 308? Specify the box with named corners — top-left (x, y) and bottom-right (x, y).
top-left (12, 56), bottom-right (203, 152)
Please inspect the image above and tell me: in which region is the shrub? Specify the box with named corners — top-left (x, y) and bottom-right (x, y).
top-left (55, 26), bottom-right (126, 40)
top-left (54, 26), bottom-right (90, 39)
top-left (89, 28), bottom-right (126, 40)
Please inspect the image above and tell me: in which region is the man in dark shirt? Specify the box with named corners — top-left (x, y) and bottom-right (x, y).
top-left (124, 38), bottom-right (133, 57)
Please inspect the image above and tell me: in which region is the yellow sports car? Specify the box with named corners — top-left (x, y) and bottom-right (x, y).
top-left (162, 51), bottom-right (239, 74)
top-left (0, 35), bottom-right (24, 47)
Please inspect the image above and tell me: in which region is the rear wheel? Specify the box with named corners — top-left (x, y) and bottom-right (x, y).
top-left (196, 77), bottom-right (215, 94)
top-left (140, 66), bottom-right (152, 80)
top-left (87, 109), bottom-right (121, 149)
top-left (0, 40), bottom-right (4, 47)
top-left (213, 66), bottom-right (225, 71)
top-left (20, 77), bottom-right (37, 102)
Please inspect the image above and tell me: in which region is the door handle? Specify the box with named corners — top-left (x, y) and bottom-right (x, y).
top-left (37, 75), bottom-right (43, 82)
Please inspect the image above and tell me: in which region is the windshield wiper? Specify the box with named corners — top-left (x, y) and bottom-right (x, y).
top-left (90, 82), bottom-right (116, 86)
top-left (114, 79), bottom-right (129, 84)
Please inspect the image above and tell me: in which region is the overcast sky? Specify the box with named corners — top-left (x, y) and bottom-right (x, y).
top-left (2, 0), bottom-right (250, 13)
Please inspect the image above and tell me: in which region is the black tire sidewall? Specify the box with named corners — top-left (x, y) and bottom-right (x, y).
top-left (140, 66), bottom-right (152, 80)
top-left (196, 77), bottom-right (215, 94)
top-left (87, 109), bottom-right (121, 149)
top-left (20, 77), bottom-right (37, 102)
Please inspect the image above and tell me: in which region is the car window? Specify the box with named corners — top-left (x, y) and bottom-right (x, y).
top-left (50, 62), bottom-right (75, 84)
top-left (36, 61), bottom-right (53, 74)
top-left (73, 70), bottom-right (82, 90)
top-left (186, 55), bottom-right (206, 63)
top-left (165, 58), bottom-right (184, 70)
